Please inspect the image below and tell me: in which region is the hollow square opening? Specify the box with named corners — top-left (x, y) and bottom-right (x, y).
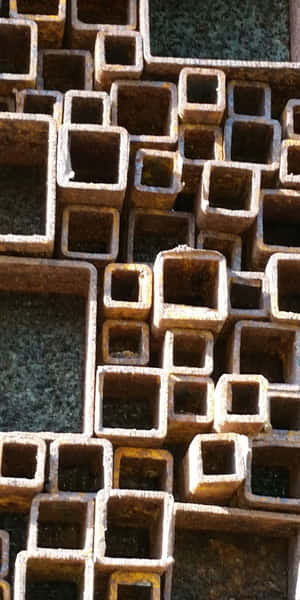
top-left (1, 442), bottom-right (37, 478)
top-left (23, 94), bottom-right (57, 116)
top-left (251, 445), bottom-right (300, 499)
top-left (118, 584), bottom-right (152, 600)
top-left (203, 235), bottom-right (237, 268)
top-left (58, 445), bottom-right (104, 492)
top-left (230, 280), bottom-right (262, 309)
top-left (287, 145), bottom-right (300, 175)
top-left (71, 96), bottom-right (104, 124)
top-left (174, 380), bottom-right (207, 415)
top-left (108, 324), bottom-right (142, 359)
top-left (0, 23), bottom-right (30, 74)
top-left (233, 86), bottom-right (265, 116)
top-left (262, 193), bottom-right (300, 247)
top-left (37, 500), bottom-right (87, 549)
top-left (184, 127), bottom-right (216, 160)
top-left (111, 270), bottom-right (139, 302)
top-left (0, 291), bottom-right (85, 433)
top-left (187, 74), bottom-right (218, 104)
top-left (231, 120), bottom-right (274, 164)
top-left (68, 209), bottom-right (113, 254)
top-left (117, 85), bottom-right (171, 136)
top-left (26, 580), bottom-right (78, 600)
top-left (105, 36), bottom-right (136, 65)
top-left (202, 440), bottom-right (235, 475)
top-left (17, 0), bottom-right (59, 14)
top-left (0, 118), bottom-right (50, 235)
top-left (133, 213), bottom-right (190, 264)
top-left (278, 259), bottom-right (300, 313)
top-left (293, 106), bottom-right (300, 135)
top-left (42, 53), bottom-right (86, 93)
top-left (77, 0), bottom-right (130, 25)
top-left (70, 129), bottom-right (120, 184)
top-left (102, 371), bottom-right (159, 430)
top-left (25, 558), bottom-right (85, 600)
top-left (105, 495), bottom-right (163, 559)
top-left (172, 526), bottom-right (288, 600)
top-left (229, 382), bottom-right (260, 415)
top-left (208, 166), bottom-right (252, 211)
top-left (141, 155), bottom-right (173, 188)
top-left (119, 455), bottom-right (167, 491)
top-left (173, 333), bottom-right (206, 368)
top-left (270, 395), bottom-right (300, 431)
top-left (239, 326), bottom-right (295, 384)
top-left (163, 257), bottom-right (219, 308)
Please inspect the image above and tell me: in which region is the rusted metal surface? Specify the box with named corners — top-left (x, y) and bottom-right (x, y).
top-left (101, 320), bottom-right (150, 366)
top-left (9, 0), bottom-right (66, 49)
top-left (16, 88), bottom-right (63, 125)
top-left (63, 89), bottom-right (111, 126)
top-left (95, 30), bottom-right (143, 91)
top-left (60, 205), bottom-right (120, 266)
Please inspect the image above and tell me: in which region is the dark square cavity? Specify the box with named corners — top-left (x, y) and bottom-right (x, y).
top-left (187, 74), bottom-right (218, 104)
top-left (278, 259), bottom-right (300, 313)
top-left (118, 584), bottom-right (152, 600)
top-left (287, 145), bottom-right (300, 175)
top-left (293, 106), bottom-right (300, 135)
top-left (23, 94), bottom-right (56, 116)
top-left (17, 0), bottom-right (59, 14)
top-left (102, 371), bottom-right (159, 430)
top-left (111, 270), bottom-right (139, 302)
top-left (233, 86), bottom-right (265, 116)
top-left (37, 501), bottom-right (86, 549)
top-left (173, 334), bottom-right (206, 368)
top-left (108, 325), bottom-right (141, 359)
top-left (68, 210), bottom-right (113, 254)
top-left (262, 193), bottom-right (300, 247)
top-left (42, 53), bottom-right (86, 93)
top-left (174, 381), bottom-right (207, 415)
top-left (77, 0), bottom-right (130, 25)
top-left (230, 281), bottom-right (262, 310)
top-left (1, 443), bottom-right (36, 478)
top-left (163, 257), bottom-right (219, 308)
top-left (229, 382), bottom-right (259, 415)
top-left (270, 396), bottom-right (300, 431)
top-left (184, 127), bottom-right (216, 160)
top-left (71, 97), bottom-right (104, 124)
top-left (209, 166), bottom-right (252, 211)
top-left (141, 155), bottom-right (173, 188)
top-left (105, 36), bottom-right (136, 65)
top-left (239, 326), bottom-right (294, 384)
top-left (133, 213), bottom-right (190, 264)
top-left (231, 121), bottom-right (274, 164)
top-left (119, 456), bottom-right (166, 491)
top-left (117, 85), bottom-right (171, 136)
top-left (105, 496), bottom-right (162, 560)
top-left (58, 445), bottom-right (104, 492)
top-left (70, 130), bottom-right (120, 184)
top-left (26, 580), bottom-right (78, 600)
top-left (251, 445), bottom-right (300, 499)
top-left (202, 440), bottom-right (235, 475)
top-left (0, 23), bottom-right (30, 74)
